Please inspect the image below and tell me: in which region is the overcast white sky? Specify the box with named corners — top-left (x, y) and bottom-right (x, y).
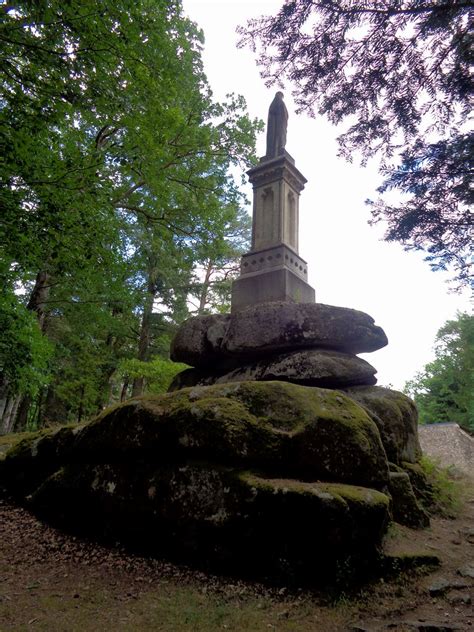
top-left (182, 0), bottom-right (471, 390)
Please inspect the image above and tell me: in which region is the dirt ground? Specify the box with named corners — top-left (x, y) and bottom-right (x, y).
top-left (0, 482), bottom-right (472, 632)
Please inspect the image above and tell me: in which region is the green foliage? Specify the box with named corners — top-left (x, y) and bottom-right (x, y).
top-left (118, 357), bottom-right (188, 395)
top-left (189, 205), bottom-right (252, 314)
top-left (240, 1), bottom-right (473, 287)
top-left (0, 1), bottom-right (260, 430)
top-left (0, 290), bottom-right (53, 397)
top-left (404, 312), bottom-right (473, 430)
top-left (419, 455), bottom-right (462, 518)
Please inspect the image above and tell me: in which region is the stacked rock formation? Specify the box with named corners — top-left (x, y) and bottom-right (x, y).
top-left (169, 300), bottom-right (431, 534)
top-left (0, 93), bottom-right (432, 585)
top-left (169, 301), bottom-right (386, 391)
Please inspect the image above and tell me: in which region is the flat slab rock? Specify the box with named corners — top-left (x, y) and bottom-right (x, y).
top-left (170, 301), bottom-right (388, 368)
top-left (170, 348), bottom-right (377, 391)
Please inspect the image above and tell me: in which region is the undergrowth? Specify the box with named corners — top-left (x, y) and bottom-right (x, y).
top-left (419, 455), bottom-right (466, 517)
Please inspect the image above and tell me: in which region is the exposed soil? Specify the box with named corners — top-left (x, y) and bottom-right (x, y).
top-left (0, 482), bottom-right (472, 632)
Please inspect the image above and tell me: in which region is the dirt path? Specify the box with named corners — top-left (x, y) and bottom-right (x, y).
top-left (0, 486), bottom-right (472, 632)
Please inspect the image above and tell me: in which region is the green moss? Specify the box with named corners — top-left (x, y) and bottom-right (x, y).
top-left (1, 425), bottom-right (79, 497)
top-left (418, 455), bottom-right (463, 517)
top-left (388, 471), bottom-right (430, 528)
top-left (0, 431), bottom-right (39, 450)
top-left (0, 431), bottom-right (44, 467)
top-left (381, 551), bottom-right (441, 574)
top-left (4, 428), bottom-right (53, 460)
top-left (239, 473), bottom-right (390, 510)
top-left (343, 386), bottom-right (421, 464)
top-left (3, 381), bottom-right (390, 494)
top-left (319, 482), bottom-right (390, 508)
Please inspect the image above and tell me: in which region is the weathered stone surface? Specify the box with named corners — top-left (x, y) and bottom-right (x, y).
top-left (1, 381), bottom-right (394, 582)
top-left (447, 593), bottom-right (472, 605)
top-left (343, 386), bottom-right (421, 464)
top-left (428, 577), bottom-right (471, 596)
top-left (170, 313), bottom-right (230, 368)
top-left (171, 302), bottom-right (388, 368)
top-left (223, 302), bottom-right (388, 356)
top-left (27, 462), bottom-right (390, 581)
top-left (4, 382), bottom-right (389, 492)
top-left (388, 471), bottom-right (430, 528)
top-left (401, 461), bottom-right (435, 509)
top-left (387, 621), bottom-right (463, 631)
top-left (457, 564), bottom-right (474, 579)
top-left (170, 349), bottom-right (377, 391)
top-left (418, 422), bottom-right (474, 477)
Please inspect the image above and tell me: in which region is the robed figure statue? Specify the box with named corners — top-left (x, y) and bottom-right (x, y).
top-left (265, 91), bottom-right (288, 158)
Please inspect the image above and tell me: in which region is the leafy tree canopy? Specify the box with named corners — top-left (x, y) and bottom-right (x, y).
top-left (0, 1), bottom-right (260, 430)
top-left (404, 312), bottom-right (473, 430)
top-left (239, 1), bottom-right (473, 287)
top-left (1, 0), bottom-right (260, 287)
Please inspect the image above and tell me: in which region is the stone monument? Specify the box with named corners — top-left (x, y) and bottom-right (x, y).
top-left (231, 92), bottom-right (315, 311)
top-left (1, 94), bottom-right (433, 585)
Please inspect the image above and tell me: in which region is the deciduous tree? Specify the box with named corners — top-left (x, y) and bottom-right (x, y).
top-left (1, 1), bottom-right (260, 428)
top-left (404, 312), bottom-right (474, 430)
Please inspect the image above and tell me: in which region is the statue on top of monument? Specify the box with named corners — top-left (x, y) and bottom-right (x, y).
top-left (265, 91), bottom-right (288, 159)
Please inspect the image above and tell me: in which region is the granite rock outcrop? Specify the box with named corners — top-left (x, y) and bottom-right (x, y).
top-left (2, 381), bottom-right (392, 582)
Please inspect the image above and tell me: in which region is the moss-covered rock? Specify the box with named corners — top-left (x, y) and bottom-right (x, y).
top-left (61, 381), bottom-right (389, 488)
top-left (28, 462), bottom-right (390, 582)
top-left (388, 471), bottom-right (430, 528)
top-left (3, 383), bottom-right (389, 492)
top-left (342, 386), bottom-right (421, 464)
top-left (0, 381), bottom-right (397, 584)
top-left (401, 461), bottom-right (435, 509)
top-left (3, 425), bottom-right (79, 495)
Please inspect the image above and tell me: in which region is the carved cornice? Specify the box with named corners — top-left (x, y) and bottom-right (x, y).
top-left (247, 156), bottom-right (307, 193)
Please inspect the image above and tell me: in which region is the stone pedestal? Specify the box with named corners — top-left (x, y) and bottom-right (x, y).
top-left (231, 152), bottom-right (315, 312)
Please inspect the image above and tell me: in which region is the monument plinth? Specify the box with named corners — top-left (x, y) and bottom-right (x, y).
top-left (231, 95), bottom-right (315, 311)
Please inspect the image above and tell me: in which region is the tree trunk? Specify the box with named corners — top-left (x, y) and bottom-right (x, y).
top-left (0, 376), bottom-right (10, 426)
top-left (27, 269), bottom-right (51, 332)
top-left (0, 395), bottom-right (21, 435)
top-left (41, 385), bottom-right (68, 426)
top-left (8, 269), bottom-right (53, 431)
top-left (131, 286), bottom-right (155, 398)
top-left (13, 395), bottom-right (31, 432)
top-left (120, 377), bottom-right (130, 402)
top-left (197, 259), bottom-right (214, 315)
top-left (77, 384), bottom-right (85, 423)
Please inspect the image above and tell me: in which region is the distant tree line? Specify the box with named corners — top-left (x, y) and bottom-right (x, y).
top-left (0, 1), bottom-right (261, 433)
top-left (405, 312), bottom-right (473, 432)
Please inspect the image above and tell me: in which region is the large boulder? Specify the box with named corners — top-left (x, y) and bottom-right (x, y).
top-left (171, 302), bottom-right (388, 368)
top-left (343, 386), bottom-right (421, 464)
top-left (170, 349), bottom-right (377, 390)
top-left (169, 312), bottom-right (231, 368)
top-left (1, 381), bottom-right (393, 582)
top-left (28, 463), bottom-right (390, 582)
top-left (5, 382), bottom-right (389, 492)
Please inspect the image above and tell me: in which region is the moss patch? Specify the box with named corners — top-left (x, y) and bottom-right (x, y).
top-left (343, 386), bottom-right (421, 464)
top-left (1, 382), bottom-right (390, 490)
